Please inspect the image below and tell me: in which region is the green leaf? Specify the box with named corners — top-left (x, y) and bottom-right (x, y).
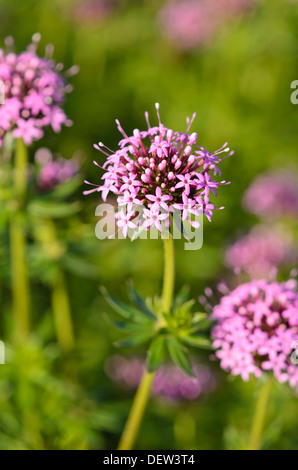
top-left (189, 322), bottom-right (211, 334)
top-left (174, 285), bottom-right (190, 306)
top-left (179, 334), bottom-right (212, 350)
top-left (128, 281), bottom-right (156, 320)
top-left (100, 286), bottom-right (149, 323)
top-left (48, 178), bottom-right (81, 199)
top-left (103, 314), bottom-right (153, 332)
top-left (113, 330), bottom-right (154, 348)
top-left (28, 200), bottom-right (81, 219)
top-left (63, 254), bottom-right (100, 278)
top-left (177, 299), bottom-right (196, 315)
top-left (147, 335), bottom-right (166, 372)
top-left (192, 313), bottom-right (208, 323)
top-left (166, 337), bottom-right (194, 377)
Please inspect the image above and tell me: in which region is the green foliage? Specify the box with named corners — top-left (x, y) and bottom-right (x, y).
top-left (102, 283), bottom-right (211, 377)
top-left (0, 340), bottom-right (118, 450)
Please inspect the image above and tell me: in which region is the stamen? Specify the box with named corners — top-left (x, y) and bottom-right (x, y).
top-left (93, 160), bottom-right (105, 170)
top-left (93, 143), bottom-right (111, 157)
top-left (65, 65), bottom-right (80, 77)
top-left (145, 111), bottom-right (151, 130)
top-left (98, 141), bottom-right (116, 154)
top-left (186, 112), bottom-right (196, 132)
top-left (29, 32), bottom-right (41, 52)
top-left (116, 119), bottom-right (128, 139)
top-left (45, 43), bottom-right (54, 59)
top-left (4, 36), bottom-right (14, 52)
top-left (155, 102), bottom-right (162, 128)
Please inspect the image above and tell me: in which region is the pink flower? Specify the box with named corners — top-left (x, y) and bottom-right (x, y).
top-left (13, 118), bottom-right (43, 145)
top-left (24, 90), bottom-right (48, 116)
top-left (115, 210), bottom-right (137, 238)
top-left (146, 187), bottom-right (173, 211)
top-left (120, 174), bottom-right (142, 193)
top-left (149, 137), bottom-right (171, 158)
top-left (212, 279), bottom-right (298, 390)
top-left (143, 208), bottom-right (169, 232)
top-left (225, 225), bottom-right (297, 278)
top-left (0, 34), bottom-right (77, 146)
top-left (175, 173), bottom-right (197, 196)
top-left (243, 169), bottom-right (298, 220)
top-left (72, 0), bottom-right (116, 25)
top-left (158, 0), bottom-right (254, 51)
top-left (118, 190), bottom-right (143, 212)
top-left (35, 148), bottom-right (79, 190)
top-left (173, 192), bottom-right (201, 221)
top-left (85, 104), bottom-right (232, 236)
top-left (105, 355), bottom-right (217, 402)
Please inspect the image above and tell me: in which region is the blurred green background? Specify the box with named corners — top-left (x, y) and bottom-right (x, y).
top-left (0, 0), bottom-right (297, 450)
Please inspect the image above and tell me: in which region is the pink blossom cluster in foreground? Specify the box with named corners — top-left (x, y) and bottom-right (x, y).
top-left (84, 104), bottom-right (232, 237)
top-left (35, 148), bottom-right (79, 190)
top-left (0, 34), bottom-right (76, 146)
top-left (243, 169), bottom-right (298, 220)
top-left (159, 0), bottom-right (254, 50)
top-left (105, 355), bottom-right (217, 401)
top-left (225, 225), bottom-right (296, 278)
top-left (212, 279), bottom-right (298, 389)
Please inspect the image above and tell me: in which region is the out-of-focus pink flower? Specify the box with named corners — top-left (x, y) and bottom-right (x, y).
top-left (212, 279), bottom-right (298, 390)
top-left (243, 169), bottom-right (298, 220)
top-left (105, 355), bottom-right (217, 401)
top-left (0, 34), bottom-right (77, 146)
top-left (225, 225), bottom-right (296, 278)
top-left (72, 0), bottom-right (116, 25)
top-left (158, 0), bottom-right (254, 50)
top-left (35, 148), bottom-right (79, 190)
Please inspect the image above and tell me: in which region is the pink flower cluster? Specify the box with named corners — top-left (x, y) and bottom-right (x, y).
top-left (225, 225), bottom-right (296, 278)
top-left (159, 0), bottom-right (254, 50)
top-left (243, 169), bottom-right (298, 220)
top-left (72, 0), bottom-right (116, 25)
top-left (84, 104), bottom-right (232, 237)
top-left (35, 148), bottom-right (79, 190)
top-left (105, 355), bottom-right (217, 401)
top-left (0, 35), bottom-right (74, 146)
top-left (212, 279), bottom-right (298, 389)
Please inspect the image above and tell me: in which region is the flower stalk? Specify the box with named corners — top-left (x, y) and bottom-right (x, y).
top-left (162, 236), bottom-right (175, 315)
top-left (248, 377), bottom-right (272, 450)
top-left (117, 236), bottom-right (175, 450)
top-left (117, 368), bottom-right (155, 450)
top-left (10, 138), bottom-right (31, 341)
top-left (51, 269), bottom-right (75, 352)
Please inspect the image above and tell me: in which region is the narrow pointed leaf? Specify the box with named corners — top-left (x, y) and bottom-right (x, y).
top-left (113, 330), bottom-right (154, 348)
top-left (192, 313), bottom-right (208, 324)
top-left (103, 314), bottom-right (153, 332)
top-left (174, 285), bottom-right (190, 306)
top-left (190, 319), bottom-right (211, 333)
top-left (128, 281), bottom-right (156, 320)
top-left (180, 334), bottom-right (212, 350)
top-left (28, 200), bottom-right (81, 218)
top-left (147, 335), bottom-right (166, 372)
top-left (48, 178), bottom-right (81, 199)
top-left (166, 337), bottom-right (194, 377)
top-left (100, 286), bottom-right (148, 323)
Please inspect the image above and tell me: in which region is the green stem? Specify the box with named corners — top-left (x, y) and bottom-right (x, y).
top-left (51, 270), bottom-right (75, 352)
top-left (117, 236), bottom-right (175, 450)
top-left (248, 378), bottom-right (272, 450)
top-left (10, 139), bottom-right (31, 341)
top-left (117, 370), bottom-right (155, 450)
top-left (161, 236), bottom-right (175, 315)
